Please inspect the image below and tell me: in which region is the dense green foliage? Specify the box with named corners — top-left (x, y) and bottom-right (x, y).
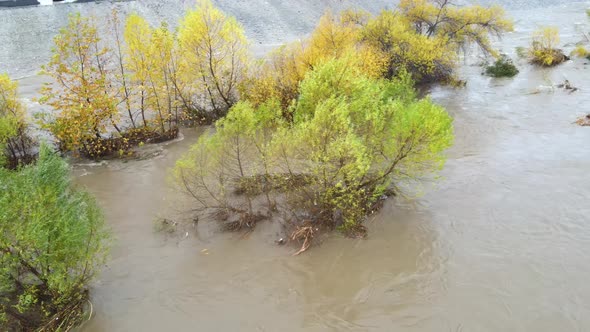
top-left (174, 58), bottom-right (453, 249)
top-left (0, 145), bottom-right (111, 330)
top-left (485, 56), bottom-right (519, 78)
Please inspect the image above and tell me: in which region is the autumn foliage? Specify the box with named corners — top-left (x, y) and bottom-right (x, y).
top-left (37, 0), bottom-right (510, 159)
top-left (170, 0), bottom-right (514, 251)
top-left (178, 0), bottom-right (250, 118)
top-left (242, 0), bottom-right (513, 110)
top-left (0, 74), bottom-right (34, 169)
top-left (39, 13), bottom-right (121, 157)
top-left (528, 27), bottom-right (569, 66)
top-left (40, 0), bottom-right (249, 158)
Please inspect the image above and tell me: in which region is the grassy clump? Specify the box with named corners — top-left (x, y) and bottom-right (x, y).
top-left (485, 56), bottom-right (519, 77)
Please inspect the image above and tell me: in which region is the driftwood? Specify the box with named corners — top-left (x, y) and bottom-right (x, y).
top-left (575, 114), bottom-right (590, 126)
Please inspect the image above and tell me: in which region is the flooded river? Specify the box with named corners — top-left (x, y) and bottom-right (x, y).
top-left (2, 0), bottom-right (590, 331)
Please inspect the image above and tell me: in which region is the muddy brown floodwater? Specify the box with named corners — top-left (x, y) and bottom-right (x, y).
top-left (4, 1), bottom-right (590, 331)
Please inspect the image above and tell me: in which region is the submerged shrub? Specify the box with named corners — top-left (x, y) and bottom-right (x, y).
top-left (528, 27), bottom-right (569, 66)
top-left (174, 58), bottom-right (454, 252)
top-left (177, 0), bottom-right (250, 118)
top-left (485, 56), bottom-right (519, 77)
top-left (0, 145), bottom-right (111, 330)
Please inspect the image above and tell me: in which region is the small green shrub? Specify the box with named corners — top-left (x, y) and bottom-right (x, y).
top-left (485, 56), bottom-right (519, 77)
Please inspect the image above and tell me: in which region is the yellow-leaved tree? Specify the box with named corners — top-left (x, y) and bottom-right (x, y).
top-left (124, 14), bottom-right (180, 134)
top-left (0, 74), bottom-right (34, 168)
top-left (146, 23), bottom-right (179, 134)
top-left (124, 13), bottom-right (153, 128)
top-left (398, 0), bottom-right (512, 55)
top-left (40, 13), bottom-right (120, 156)
top-left (361, 10), bottom-right (456, 82)
top-left (177, 0), bottom-right (250, 120)
top-left (110, 9), bottom-right (138, 129)
top-left (362, 0), bottom-right (513, 82)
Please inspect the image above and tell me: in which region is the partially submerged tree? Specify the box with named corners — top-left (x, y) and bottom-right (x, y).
top-left (110, 9), bottom-right (138, 129)
top-left (39, 11), bottom-right (184, 159)
top-left (398, 0), bottom-right (512, 54)
top-left (124, 14), bottom-right (180, 134)
top-left (0, 145), bottom-right (111, 330)
top-left (177, 0), bottom-right (250, 120)
top-left (174, 57), bottom-right (454, 251)
top-left (39, 13), bottom-right (120, 157)
top-left (0, 74), bottom-right (34, 169)
top-left (363, 0), bottom-right (513, 82)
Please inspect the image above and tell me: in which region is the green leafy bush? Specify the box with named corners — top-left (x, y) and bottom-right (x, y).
top-left (485, 56), bottom-right (519, 77)
top-left (0, 145), bottom-right (111, 330)
top-left (174, 58), bottom-right (454, 251)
